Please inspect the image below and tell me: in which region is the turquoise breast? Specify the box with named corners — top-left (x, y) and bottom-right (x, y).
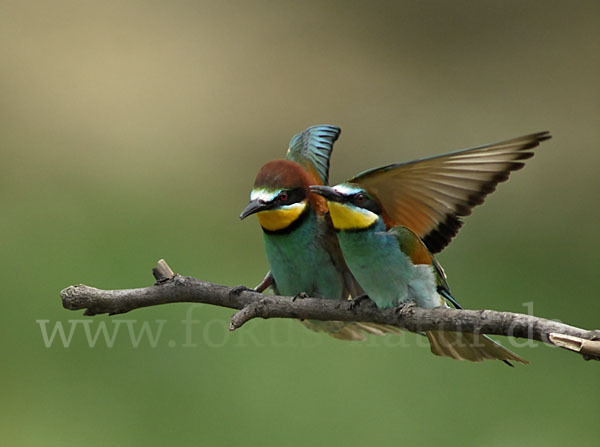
top-left (262, 209), bottom-right (345, 299)
top-left (335, 217), bottom-right (442, 309)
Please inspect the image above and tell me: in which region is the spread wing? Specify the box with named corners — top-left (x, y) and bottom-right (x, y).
top-left (350, 131), bottom-right (551, 253)
top-left (286, 125), bottom-right (341, 185)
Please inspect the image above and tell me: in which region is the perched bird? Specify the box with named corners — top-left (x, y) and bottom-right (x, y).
top-left (240, 125), bottom-right (396, 340)
top-left (308, 131), bottom-right (550, 362)
top-left (311, 182), bottom-right (531, 363)
top-left (241, 126), bottom-right (550, 346)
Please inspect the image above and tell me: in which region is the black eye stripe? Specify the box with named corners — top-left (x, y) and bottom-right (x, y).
top-left (276, 187), bottom-right (305, 205)
top-left (351, 192), bottom-right (381, 215)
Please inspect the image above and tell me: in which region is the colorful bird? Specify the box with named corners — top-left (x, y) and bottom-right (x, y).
top-left (241, 126), bottom-right (550, 349)
top-left (310, 182), bottom-right (533, 363)
top-left (240, 125), bottom-right (395, 340)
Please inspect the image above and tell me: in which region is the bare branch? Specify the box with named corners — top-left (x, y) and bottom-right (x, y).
top-left (60, 260), bottom-right (600, 361)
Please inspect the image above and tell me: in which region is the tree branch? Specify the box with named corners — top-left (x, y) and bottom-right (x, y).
top-left (60, 260), bottom-right (600, 361)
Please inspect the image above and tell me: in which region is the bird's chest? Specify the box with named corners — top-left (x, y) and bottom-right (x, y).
top-left (337, 231), bottom-right (437, 308)
top-left (262, 215), bottom-right (343, 298)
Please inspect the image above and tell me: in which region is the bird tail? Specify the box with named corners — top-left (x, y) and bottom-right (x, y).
top-left (301, 320), bottom-right (403, 341)
top-left (426, 330), bottom-right (529, 365)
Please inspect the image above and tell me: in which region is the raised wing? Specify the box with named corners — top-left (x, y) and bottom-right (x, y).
top-left (286, 125), bottom-right (341, 185)
top-left (350, 131), bottom-right (551, 253)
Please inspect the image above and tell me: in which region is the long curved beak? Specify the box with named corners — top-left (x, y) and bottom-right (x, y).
top-left (240, 199), bottom-right (270, 220)
top-left (309, 185), bottom-right (345, 203)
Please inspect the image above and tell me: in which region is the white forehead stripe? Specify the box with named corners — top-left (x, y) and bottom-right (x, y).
top-left (333, 184), bottom-right (363, 195)
top-left (251, 189), bottom-right (280, 202)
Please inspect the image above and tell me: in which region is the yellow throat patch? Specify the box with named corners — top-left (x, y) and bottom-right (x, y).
top-left (257, 202), bottom-right (307, 231)
top-left (328, 201), bottom-right (378, 230)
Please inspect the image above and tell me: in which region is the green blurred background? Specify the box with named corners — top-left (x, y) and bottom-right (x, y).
top-left (2, 0), bottom-right (599, 445)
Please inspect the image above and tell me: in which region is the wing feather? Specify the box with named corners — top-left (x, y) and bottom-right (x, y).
top-left (350, 131), bottom-right (551, 253)
top-left (286, 125), bottom-right (341, 185)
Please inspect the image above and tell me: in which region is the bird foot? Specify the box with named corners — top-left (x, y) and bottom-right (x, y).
top-left (292, 292), bottom-right (309, 302)
top-left (394, 301), bottom-right (416, 315)
top-left (349, 294), bottom-right (375, 310)
top-left (229, 285), bottom-right (252, 297)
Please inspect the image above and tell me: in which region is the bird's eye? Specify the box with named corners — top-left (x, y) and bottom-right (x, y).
top-left (278, 192), bottom-right (288, 202)
top-left (355, 193), bottom-right (366, 203)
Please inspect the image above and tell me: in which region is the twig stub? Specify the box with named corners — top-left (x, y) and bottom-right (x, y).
top-left (152, 259), bottom-right (176, 283)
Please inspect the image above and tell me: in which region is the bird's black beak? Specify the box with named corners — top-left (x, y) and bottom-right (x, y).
top-left (240, 199), bottom-right (270, 220)
top-left (309, 185), bottom-right (346, 203)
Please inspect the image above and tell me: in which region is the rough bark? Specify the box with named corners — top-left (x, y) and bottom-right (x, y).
top-left (60, 260), bottom-right (600, 361)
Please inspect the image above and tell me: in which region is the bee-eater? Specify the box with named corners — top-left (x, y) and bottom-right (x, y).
top-left (240, 125), bottom-right (394, 340)
top-left (310, 182), bottom-right (532, 364)
top-left (241, 126), bottom-right (549, 346)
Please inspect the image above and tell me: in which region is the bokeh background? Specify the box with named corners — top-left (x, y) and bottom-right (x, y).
top-left (2, 1), bottom-right (599, 445)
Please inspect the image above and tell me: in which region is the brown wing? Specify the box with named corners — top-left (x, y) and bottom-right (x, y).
top-left (349, 131), bottom-right (551, 253)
